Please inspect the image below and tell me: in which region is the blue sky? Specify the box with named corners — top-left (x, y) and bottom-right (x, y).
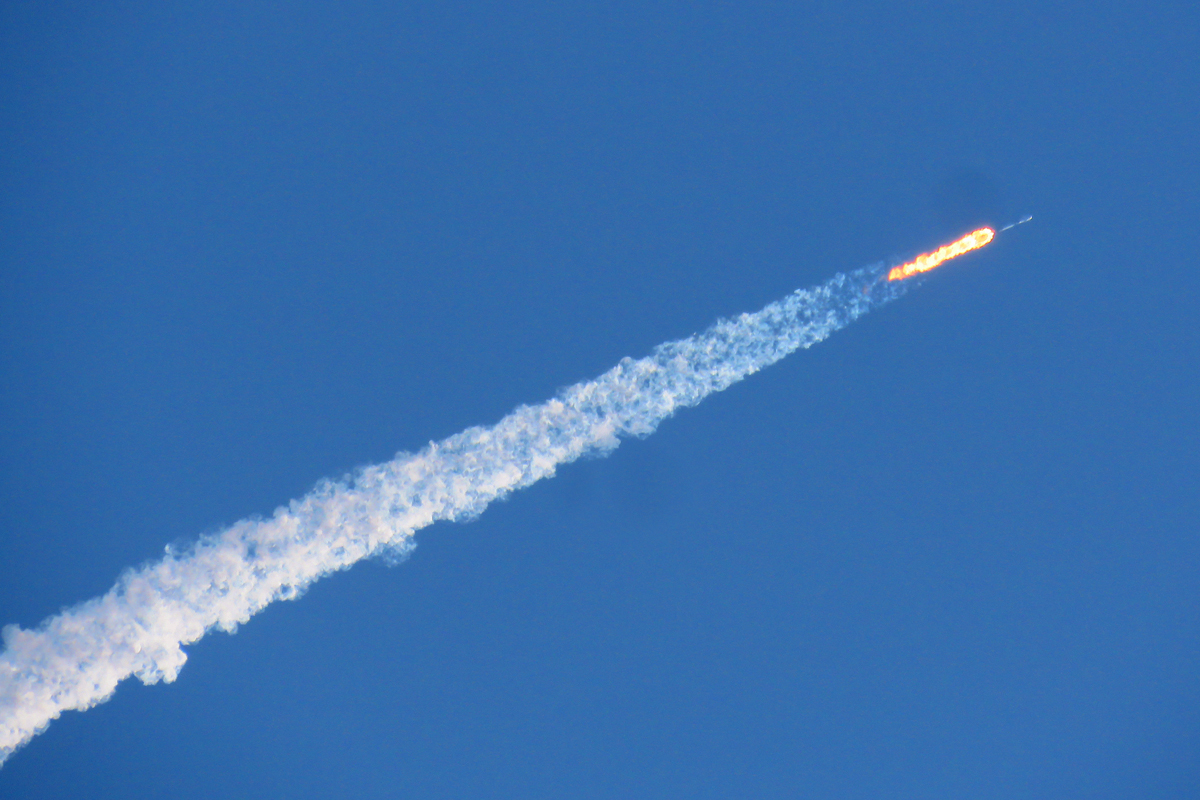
top-left (2, 1), bottom-right (1198, 796)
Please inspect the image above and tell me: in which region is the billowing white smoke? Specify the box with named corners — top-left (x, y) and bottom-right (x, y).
top-left (0, 263), bottom-right (903, 764)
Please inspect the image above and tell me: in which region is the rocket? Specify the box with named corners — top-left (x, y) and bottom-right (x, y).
top-left (999, 214), bottom-right (1033, 232)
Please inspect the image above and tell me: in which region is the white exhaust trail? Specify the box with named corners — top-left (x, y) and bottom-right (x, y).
top-left (0, 261), bottom-right (905, 764)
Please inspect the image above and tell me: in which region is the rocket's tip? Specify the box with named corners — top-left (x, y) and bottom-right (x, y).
top-left (999, 214), bottom-right (1033, 232)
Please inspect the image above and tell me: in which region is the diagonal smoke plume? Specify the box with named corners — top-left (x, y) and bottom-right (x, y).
top-left (0, 262), bottom-right (905, 765)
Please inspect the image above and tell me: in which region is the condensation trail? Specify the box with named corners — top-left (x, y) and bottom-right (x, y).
top-left (0, 260), bottom-right (908, 765)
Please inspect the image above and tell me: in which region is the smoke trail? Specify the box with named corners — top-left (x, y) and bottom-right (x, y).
top-left (0, 261), bottom-right (906, 764)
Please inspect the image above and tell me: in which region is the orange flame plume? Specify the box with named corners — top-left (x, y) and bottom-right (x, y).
top-left (887, 227), bottom-right (995, 281)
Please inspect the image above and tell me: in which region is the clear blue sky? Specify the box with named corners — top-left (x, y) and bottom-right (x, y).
top-left (2, 2), bottom-right (1197, 796)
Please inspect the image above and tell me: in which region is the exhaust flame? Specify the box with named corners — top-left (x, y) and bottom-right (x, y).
top-left (887, 227), bottom-right (994, 281)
